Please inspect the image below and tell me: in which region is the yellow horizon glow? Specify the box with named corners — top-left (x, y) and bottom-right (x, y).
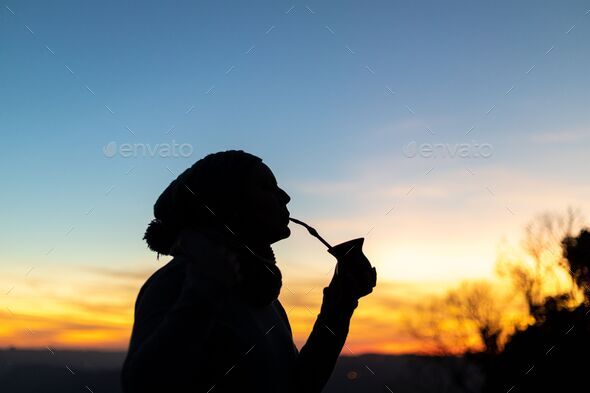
top-left (2, 198), bottom-right (586, 355)
top-left (0, 259), bottom-right (483, 354)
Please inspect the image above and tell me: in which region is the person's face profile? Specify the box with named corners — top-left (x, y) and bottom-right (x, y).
top-left (234, 162), bottom-right (291, 244)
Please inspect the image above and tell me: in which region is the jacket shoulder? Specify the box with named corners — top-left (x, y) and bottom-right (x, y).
top-left (134, 257), bottom-right (187, 315)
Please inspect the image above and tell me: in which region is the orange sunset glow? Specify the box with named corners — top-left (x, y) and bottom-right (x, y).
top-left (3, 1), bottom-right (590, 392)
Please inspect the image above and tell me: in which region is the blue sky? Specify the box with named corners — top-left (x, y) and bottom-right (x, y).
top-left (2, 0), bottom-right (590, 287)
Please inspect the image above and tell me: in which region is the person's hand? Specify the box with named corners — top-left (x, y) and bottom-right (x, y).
top-left (326, 248), bottom-right (377, 308)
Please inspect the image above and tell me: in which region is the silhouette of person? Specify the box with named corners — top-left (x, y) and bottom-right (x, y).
top-left (120, 150), bottom-right (376, 393)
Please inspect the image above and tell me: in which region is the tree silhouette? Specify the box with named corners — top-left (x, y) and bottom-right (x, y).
top-left (495, 207), bottom-right (584, 319)
top-left (563, 229), bottom-right (590, 302)
top-left (407, 281), bottom-right (504, 356)
top-left (483, 228), bottom-right (590, 392)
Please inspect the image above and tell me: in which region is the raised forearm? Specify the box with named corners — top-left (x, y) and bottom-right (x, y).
top-left (291, 286), bottom-right (358, 393)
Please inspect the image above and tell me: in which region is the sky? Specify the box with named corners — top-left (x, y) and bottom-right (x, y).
top-left (1, 0), bottom-right (590, 354)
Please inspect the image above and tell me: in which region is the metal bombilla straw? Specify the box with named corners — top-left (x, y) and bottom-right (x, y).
top-left (289, 217), bottom-right (333, 249)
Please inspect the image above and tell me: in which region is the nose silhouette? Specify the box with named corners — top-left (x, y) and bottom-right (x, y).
top-left (279, 187), bottom-right (291, 205)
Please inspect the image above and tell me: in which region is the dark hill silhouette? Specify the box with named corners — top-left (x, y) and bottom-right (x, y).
top-left (0, 349), bottom-right (483, 393)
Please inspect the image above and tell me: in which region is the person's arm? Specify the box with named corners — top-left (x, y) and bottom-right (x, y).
top-left (290, 285), bottom-right (358, 393)
top-left (121, 229), bottom-right (241, 393)
top-left (290, 255), bottom-right (377, 393)
top-left (121, 258), bottom-right (230, 393)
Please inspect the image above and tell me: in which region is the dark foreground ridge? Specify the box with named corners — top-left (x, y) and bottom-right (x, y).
top-left (0, 349), bottom-right (483, 393)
